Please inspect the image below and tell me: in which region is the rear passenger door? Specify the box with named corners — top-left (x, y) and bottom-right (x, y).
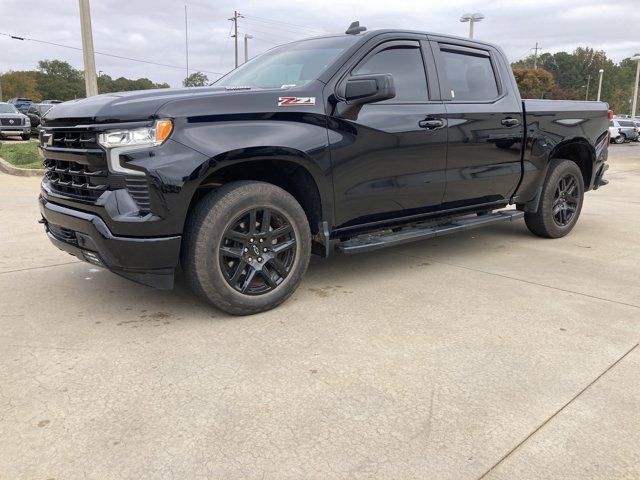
top-left (431, 40), bottom-right (524, 208)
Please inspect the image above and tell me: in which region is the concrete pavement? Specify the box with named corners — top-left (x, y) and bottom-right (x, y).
top-left (0, 145), bottom-right (639, 479)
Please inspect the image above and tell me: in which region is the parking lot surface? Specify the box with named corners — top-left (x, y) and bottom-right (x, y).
top-left (1, 145), bottom-right (639, 480)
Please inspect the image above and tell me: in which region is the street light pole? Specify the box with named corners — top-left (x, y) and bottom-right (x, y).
top-left (460, 13), bottom-right (484, 39)
top-left (631, 54), bottom-right (640, 118)
top-left (243, 34), bottom-right (253, 64)
top-left (78, 0), bottom-right (98, 97)
top-left (596, 69), bottom-right (604, 102)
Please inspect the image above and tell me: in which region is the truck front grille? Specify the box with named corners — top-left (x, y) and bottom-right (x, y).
top-left (41, 127), bottom-right (151, 211)
top-left (43, 158), bottom-right (108, 201)
top-left (1, 117), bottom-right (23, 126)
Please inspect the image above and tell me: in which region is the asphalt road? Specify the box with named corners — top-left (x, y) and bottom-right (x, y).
top-left (1, 144), bottom-right (639, 480)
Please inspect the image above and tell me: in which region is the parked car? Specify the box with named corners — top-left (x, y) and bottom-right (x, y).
top-left (0, 102), bottom-right (31, 140)
top-left (633, 119), bottom-right (640, 142)
top-left (610, 118), bottom-right (638, 143)
top-left (7, 97), bottom-right (33, 113)
top-left (38, 23), bottom-right (610, 314)
top-left (25, 103), bottom-right (54, 135)
top-left (609, 123), bottom-right (622, 143)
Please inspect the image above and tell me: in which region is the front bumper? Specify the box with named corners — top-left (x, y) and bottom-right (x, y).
top-left (39, 195), bottom-right (181, 289)
top-left (0, 127), bottom-right (30, 136)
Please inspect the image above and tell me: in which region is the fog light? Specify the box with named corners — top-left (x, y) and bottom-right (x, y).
top-left (82, 251), bottom-right (103, 266)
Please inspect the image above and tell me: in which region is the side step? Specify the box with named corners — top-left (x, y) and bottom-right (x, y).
top-left (337, 210), bottom-right (524, 255)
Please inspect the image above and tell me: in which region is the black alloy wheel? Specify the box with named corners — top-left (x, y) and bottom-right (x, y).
top-left (219, 207), bottom-right (296, 295)
top-left (552, 174), bottom-right (580, 227)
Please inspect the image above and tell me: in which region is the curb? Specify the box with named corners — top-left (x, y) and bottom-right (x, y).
top-left (0, 155), bottom-right (45, 177)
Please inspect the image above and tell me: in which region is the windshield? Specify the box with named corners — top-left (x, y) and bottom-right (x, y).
top-left (39, 105), bottom-right (53, 115)
top-left (0, 104), bottom-right (19, 114)
top-left (215, 36), bottom-right (357, 89)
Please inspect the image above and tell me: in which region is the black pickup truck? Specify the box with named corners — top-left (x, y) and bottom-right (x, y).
top-left (38, 23), bottom-right (610, 314)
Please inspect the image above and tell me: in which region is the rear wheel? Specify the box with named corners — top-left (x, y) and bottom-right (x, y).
top-left (524, 159), bottom-right (584, 238)
top-left (21, 134), bottom-right (30, 141)
top-left (614, 134), bottom-right (626, 144)
top-left (182, 181), bottom-right (311, 315)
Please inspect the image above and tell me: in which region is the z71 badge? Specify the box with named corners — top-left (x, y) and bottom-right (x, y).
top-left (278, 97), bottom-right (316, 106)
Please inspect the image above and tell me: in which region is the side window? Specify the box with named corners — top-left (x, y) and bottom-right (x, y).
top-left (440, 49), bottom-right (499, 101)
top-left (353, 43), bottom-right (428, 103)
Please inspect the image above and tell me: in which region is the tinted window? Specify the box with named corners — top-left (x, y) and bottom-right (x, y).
top-left (440, 49), bottom-right (499, 101)
top-left (619, 120), bottom-right (635, 127)
top-left (353, 44), bottom-right (428, 103)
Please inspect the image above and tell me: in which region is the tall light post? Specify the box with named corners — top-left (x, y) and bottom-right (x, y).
top-left (596, 68), bottom-right (604, 102)
top-left (243, 34), bottom-right (253, 64)
top-left (460, 13), bottom-right (484, 39)
top-left (631, 54), bottom-right (640, 118)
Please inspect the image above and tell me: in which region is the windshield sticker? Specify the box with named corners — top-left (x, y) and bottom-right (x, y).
top-left (278, 97), bottom-right (316, 106)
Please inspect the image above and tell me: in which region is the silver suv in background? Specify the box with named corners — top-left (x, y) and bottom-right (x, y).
top-left (610, 118), bottom-right (638, 143)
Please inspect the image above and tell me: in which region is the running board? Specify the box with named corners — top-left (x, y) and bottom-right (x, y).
top-left (337, 210), bottom-right (524, 255)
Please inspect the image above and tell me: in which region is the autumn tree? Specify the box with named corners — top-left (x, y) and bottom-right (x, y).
top-left (512, 67), bottom-right (555, 99)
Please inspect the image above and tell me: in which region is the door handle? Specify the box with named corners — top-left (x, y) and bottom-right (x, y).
top-left (501, 118), bottom-right (520, 127)
top-left (419, 118), bottom-right (445, 130)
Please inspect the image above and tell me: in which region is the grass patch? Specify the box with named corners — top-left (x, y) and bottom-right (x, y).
top-left (0, 141), bottom-right (43, 169)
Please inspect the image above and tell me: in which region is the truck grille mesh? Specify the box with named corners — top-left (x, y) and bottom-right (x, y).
top-left (43, 158), bottom-right (108, 201)
top-left (41, 128), bottom-right (151, 211)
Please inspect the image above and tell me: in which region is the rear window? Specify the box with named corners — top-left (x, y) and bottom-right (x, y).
top-left (440, 49), bottom-right (499, 101)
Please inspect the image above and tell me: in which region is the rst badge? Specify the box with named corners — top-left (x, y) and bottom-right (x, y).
top-left (278, 97), bottom-right (316, 107)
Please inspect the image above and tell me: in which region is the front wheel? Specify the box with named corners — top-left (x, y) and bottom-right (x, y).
top-left (524, 159), bottom-right (584, 238)
top-left (21, 134), bottom-right (30, 141)
top-left (182, 181), bottom-right (311, 315)
top-left (614, 134), bottom-right (626, 144)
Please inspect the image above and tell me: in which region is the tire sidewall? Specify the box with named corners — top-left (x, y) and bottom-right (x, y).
top-left (190, 182), bottom-right (311, 314)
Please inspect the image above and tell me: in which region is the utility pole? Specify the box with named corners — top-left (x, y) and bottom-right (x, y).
top-left (243, 34), bottom-right (253, 64)
top-left (533, 42), bottom-right (540, 70)
top-left (78, 0), bottom-right (98, 97)
top-left (585, 74), bottom-right (591, 101)
top-left (229, 11), bottom-right (243, 69)
top-left (185, 5), bottom-right (189, 80)
top-left (0, 74), bottom-right (3, 102)
top-left (631, 54), bottom-right (640, 118)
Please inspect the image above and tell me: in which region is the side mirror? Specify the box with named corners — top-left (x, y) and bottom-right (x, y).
top-left (343, 73), bottom-right (396, 106)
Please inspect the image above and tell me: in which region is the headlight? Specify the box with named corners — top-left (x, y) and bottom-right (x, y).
top-left (24, 118), bottom-right (31, 126)
top-left (97, 119), bottom-right (173, 148)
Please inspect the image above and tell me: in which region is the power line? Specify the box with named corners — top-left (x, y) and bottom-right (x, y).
top-left (0, 31), bottom-right (224, 77)
top-left (242, 15), bottom-right (328, 35)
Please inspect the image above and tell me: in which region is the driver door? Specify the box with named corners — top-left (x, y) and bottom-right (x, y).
top-left (327, 38), bottom-right (447, 229)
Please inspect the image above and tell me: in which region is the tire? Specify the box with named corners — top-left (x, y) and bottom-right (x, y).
top-left (182, 181), bottom-right (311, 315)
top-left (614, 134), bottom-right (625, 144)
top-left (524, 159), bottom-right (584, 239)
top-left (21, 134), bottom-right (30, 141)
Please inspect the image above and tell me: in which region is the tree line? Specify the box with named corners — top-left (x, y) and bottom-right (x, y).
top-left (511, 47), bottom-right (638, 114)
top-left (0, 59), bottom-right (170, 102)
top-left (2, 50), bottom-right (637, 114)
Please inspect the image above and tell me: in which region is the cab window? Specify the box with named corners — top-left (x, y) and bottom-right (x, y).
top-left (353, 42), bottom-right (428, 103)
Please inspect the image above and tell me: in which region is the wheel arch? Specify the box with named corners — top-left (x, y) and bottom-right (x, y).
top-left (186, 147), bottom-right (330, 237)
top-left (549, 139), bottom-right (596, 190)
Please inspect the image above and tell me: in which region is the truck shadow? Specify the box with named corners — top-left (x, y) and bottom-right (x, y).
top-left (80, 221), bottom-right (531, 321)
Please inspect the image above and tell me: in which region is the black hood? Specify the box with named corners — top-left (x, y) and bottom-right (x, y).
top-left (42, 86), bottom-right (233, 126)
